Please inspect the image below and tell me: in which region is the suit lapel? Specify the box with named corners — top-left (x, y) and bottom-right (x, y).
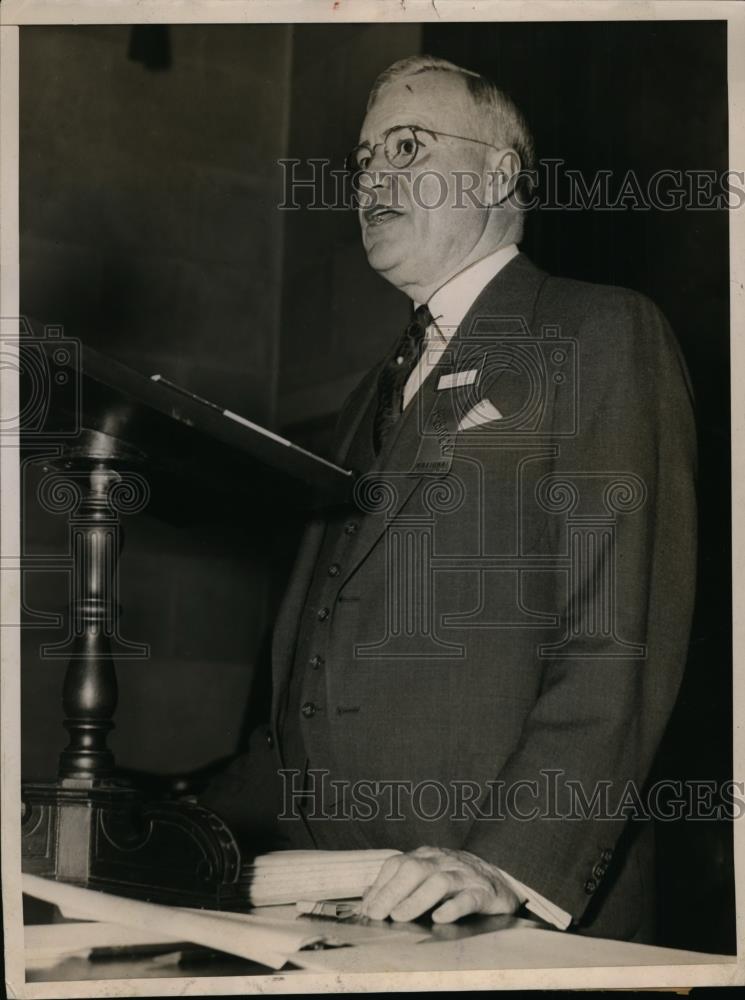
top-left (430, 252), bottom-right (547, 384)
top-left (270, 367), bottom-right (384, 711)
top-left (339, 253), bottom-right (547, 585)
top-left (333, 366), bottom-right (381, 467)
top-left (335, 355), bottom-right (441, 592)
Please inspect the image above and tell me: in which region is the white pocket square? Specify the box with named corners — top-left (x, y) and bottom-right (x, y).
top-left (457, 399), bottom-right (503, 430)
top-left (437, 368), bottom-right (479, 390)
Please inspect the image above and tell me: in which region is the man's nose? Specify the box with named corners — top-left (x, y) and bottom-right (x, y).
top-left (365, 143), bottom-right (389, 174)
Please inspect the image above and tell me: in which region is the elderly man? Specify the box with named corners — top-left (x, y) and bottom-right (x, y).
top-left (204, 55), bottom-right (696, 943)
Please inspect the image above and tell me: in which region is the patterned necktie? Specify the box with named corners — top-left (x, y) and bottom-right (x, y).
top-left (372, 303), bottom-right (433, 456)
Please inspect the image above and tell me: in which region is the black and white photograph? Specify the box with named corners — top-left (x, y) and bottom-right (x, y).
top-left (1, 0), bottom-right (743, 994)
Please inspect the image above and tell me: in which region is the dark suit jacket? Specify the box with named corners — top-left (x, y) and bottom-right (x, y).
top-left (202, 253), bottom-right (697, 943)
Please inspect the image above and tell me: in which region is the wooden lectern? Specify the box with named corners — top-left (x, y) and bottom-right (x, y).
top-left (19, 332), bottom-right (353, 909)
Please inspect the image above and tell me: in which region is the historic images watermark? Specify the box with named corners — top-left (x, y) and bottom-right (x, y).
top-left (278, 158), bottom-right (743, 212)
top-left (279, 768), bottom-right (745, 824)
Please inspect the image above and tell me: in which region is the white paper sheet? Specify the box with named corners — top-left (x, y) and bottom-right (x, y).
top-left (293, 925), bottom-right (735, 973)
top-left (22, 874), bottom-right (321, 970)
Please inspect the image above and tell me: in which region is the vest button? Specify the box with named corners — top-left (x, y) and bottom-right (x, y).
top-left (265, 731), bottom-right (274, 748)
top-left (309, 654), bottom-right (324, 670)
top-left (344, 521), bottom-right (358, 535)
top-left (327, 563), bottom-right (340, 577)
top-left (317, 607), bottom-right (330, 621)
top-left (301, 702), bottom-right (317, 719)
top-left (584, 879), bottom-right (598, 894)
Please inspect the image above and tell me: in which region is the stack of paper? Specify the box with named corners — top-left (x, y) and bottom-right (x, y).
top-left (241, 849), bottom-right (400, 906)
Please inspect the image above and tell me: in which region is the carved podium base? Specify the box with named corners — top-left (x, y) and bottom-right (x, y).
top-left (21, 779), bottom-right (246, 911)
top-left (20, 438), bottom-right (251, 913)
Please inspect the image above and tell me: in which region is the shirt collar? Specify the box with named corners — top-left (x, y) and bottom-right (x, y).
top-left (415, 243), bottom-right (519, 346)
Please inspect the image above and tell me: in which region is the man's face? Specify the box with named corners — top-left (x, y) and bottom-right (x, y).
top-left (356, 73), bottom-right (494, 298)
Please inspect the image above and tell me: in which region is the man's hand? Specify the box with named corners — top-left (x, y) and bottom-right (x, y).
top-left (359, 846), bottom-right (526, 923)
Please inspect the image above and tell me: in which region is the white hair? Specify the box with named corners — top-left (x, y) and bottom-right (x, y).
top-left (367, 54), bottom-right (535, 174)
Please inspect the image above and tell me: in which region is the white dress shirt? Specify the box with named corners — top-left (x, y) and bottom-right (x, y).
top-left (403, 243), bottom-right (519, 410)
top-left (402, 243), bottom-right (572, 931)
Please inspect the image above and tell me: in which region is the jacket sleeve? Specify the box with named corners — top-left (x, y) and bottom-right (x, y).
top-left (463, 288), bottom-right (697, 923)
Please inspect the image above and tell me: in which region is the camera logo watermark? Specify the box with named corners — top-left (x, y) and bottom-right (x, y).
top-left (343, 317), bottom-right (647, 662)
top-left (0, 318), bottom-right (81, 442)
top-left (1, 317), bottom-right (150, 659)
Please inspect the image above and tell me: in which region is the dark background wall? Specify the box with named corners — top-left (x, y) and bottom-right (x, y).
top-left (20, 23), bottom-right (294, 780)
top-left (18, 21), bottom-right (731, 952)
top-left (279, 22), bottom-right (420, 432)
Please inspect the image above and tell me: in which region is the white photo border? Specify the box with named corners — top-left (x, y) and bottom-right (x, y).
top-left (1, 1), bottom-right (743, 995)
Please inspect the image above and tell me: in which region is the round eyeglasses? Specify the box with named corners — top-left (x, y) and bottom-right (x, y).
top-left (346, 124), bottom-right (504, 178)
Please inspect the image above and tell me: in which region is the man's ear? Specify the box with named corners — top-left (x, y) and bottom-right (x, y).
top-left (485, 148), bottom-right (521, 207)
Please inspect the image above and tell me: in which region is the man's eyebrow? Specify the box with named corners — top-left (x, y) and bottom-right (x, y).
top-left (357, 120), bottom-right (436, 147)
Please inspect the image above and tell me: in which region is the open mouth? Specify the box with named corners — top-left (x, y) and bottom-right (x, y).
top-left (364, 206), bottom-right (403, 227)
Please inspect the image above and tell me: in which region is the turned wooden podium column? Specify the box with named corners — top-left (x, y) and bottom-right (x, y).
top-left (35, 454), bottom-right (149, 781)
top-left (22, 438), bottom-right (244, 908)
top-left (60, 464), bottom-right (126, 780)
